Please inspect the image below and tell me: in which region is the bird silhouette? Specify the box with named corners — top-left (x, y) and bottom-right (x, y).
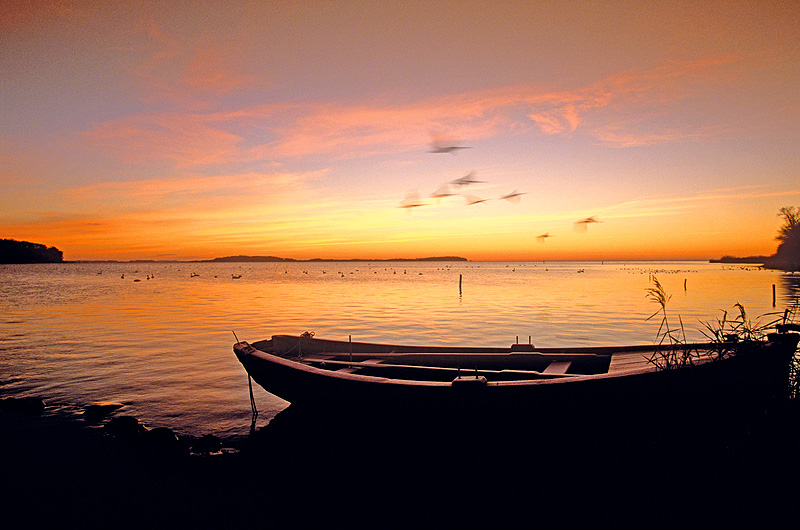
top-left (574, 216), bottom-right (602, 232)
top-left (451, 171), bottom-right (485, 187)
top-left (430, 184), bottom-right (456, 201)
top-left (499, 190), bottom-right (526, 203)
top-left (536, 232), bottom-right (553, 242)
top-left (429, 144), bottom-right (470, 154)
top-left (398, 191), bottom-right (427, 210)
top-left (428, 132), bottom-right (470, 154)
top-left (464, 194), bottom-right (490, 205)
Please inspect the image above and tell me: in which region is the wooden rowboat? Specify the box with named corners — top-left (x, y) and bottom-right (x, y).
top-left (234, 326), bottom-right (800, 416)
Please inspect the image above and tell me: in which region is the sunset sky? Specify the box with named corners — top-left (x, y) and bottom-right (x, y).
top-left (2, 0), bottom-right (798, 261)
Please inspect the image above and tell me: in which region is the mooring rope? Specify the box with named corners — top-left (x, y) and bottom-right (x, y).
top-left (248, 373), bottom-right (258, 433)
top-left (234, 331), bottom-right (259, 429)
top-left (248, 374), bottom-right (258, 414)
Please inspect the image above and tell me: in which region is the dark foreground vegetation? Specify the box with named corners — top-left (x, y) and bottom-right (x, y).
top-left (0, 239), bottom-right (63, 264)
top-left (2, 391), bottom-right (799, 529)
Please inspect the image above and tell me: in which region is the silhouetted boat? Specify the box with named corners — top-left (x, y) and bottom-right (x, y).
top-left (234, 326), bottom-right (800, 416)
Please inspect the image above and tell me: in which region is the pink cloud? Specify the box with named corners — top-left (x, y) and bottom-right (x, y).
top-left (181, 48), bottom-right (255, 95)
top-left (127, 21), bottom-right (257, 111)
top-left (84, 112), bottom-right (244, 167)
top-left (527, 112), bottom-right (568, 135)
top-left (265, 55), bottom-right (756, 154)
top-left (82, 53), bottom-right (757, 167)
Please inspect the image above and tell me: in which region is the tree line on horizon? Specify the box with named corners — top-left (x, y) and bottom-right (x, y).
top-left (0, 239), bottom-right (63, 264)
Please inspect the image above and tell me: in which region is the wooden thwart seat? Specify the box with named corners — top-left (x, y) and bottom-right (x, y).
top-left (542, 361), bottom-right (571, 374)
top-left (608, 351), bottom-right (653, 373)
top-left (334, 358), bottom-right (383, 373)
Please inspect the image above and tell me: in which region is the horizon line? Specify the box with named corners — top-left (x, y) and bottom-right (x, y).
top-left (52, 257), bottom-right (748, 264)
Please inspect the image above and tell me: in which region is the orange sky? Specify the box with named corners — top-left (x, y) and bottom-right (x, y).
top-left (2, 1), bottom-right (798, 261)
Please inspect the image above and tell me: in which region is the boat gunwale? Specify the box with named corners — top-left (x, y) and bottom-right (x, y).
top-left (262, 333), bottom-right (735, 356)
top-left (234, 339), bottom-right (742, 387)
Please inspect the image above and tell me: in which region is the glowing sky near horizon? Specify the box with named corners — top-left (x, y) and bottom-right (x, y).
top-left (2, 0), bottom-right (798, 261)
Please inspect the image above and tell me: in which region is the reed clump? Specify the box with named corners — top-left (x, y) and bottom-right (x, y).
top-left (775, 302), bottom-right (800, 399)
top-left (646, 276), bottom-right (800, 401)
top-left (699, 303), bottom-right (778, 358)
top-left (645, 275), bottom-right (697, 369)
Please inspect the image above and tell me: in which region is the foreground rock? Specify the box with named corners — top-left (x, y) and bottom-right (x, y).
top-left (0, 397), bottom-right (45, 414)
top-left (103, 415), bottom-right (146, 439)
top-left (190, 433), bottom-right (222, 455)
top-left (83, 402), bottom-right (124, 422)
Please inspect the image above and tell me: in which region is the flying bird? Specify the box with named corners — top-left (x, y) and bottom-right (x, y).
top-left (536, 232), bottom-right (553, 242)
top-left (574, 216), bottom-right (602, 232)
top-left (576, 216), bottom-right (601, 225)
top-left (398, 191), bottom-right (427, 210)
top-left (428, 132), bottom-right (470, 154)
top-left (430, 184), bottom-right (456, 201)
top-left (464, 194), bottom-right (490, 205)
top-left (499, 190), bottom-right (526, 203)
top-left (451, 171), bottom-right (485, 187)
top-left (429, 144), bottom-right (471, 154)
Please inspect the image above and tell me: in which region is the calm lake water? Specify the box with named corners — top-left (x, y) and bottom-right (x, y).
top-left (2, 261), bottom-right (798, 440)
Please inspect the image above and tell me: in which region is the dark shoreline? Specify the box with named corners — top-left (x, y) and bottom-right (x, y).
top-left (60, 256), bottom-right (469, 264)
top-left (3, 399), bottom-right (800, 528)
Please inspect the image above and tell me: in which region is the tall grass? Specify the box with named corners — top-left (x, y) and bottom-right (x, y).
top-left (699, 302), bottom-right (780, 362)
top-left (645, 275), bottom-right (695, 369)
top-left (646, 275), bottom-right (800, 399)
top-left (701, 302), bottom-right (779, 343)
top-left (777, 302), bottom-right (800, 400)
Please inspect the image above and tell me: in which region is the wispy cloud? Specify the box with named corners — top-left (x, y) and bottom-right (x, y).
top-left (595, 185), bottom-right (800, 221)
top-left (127, 20), bottom-right (257, 111)
top-left (82, 53), bottom-right (758, 169)
top-left (62, 170), bottom-right (325, 211)
top-left (181, 47), bottom-right (254, 95)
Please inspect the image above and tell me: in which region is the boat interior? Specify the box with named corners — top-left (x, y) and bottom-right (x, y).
top-left (249, 336), bottom-right (669, 382)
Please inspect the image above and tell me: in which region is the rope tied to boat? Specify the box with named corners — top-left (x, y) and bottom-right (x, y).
top-left (279, 332), bottom-right (315, 359)
top-left (234, 331), bottom-right (259, 430)
top-left (248, 374), bottom-right (258, 432)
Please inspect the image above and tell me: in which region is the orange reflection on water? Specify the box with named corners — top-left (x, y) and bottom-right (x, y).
top-left (1, 261), bottom-right (792, 438)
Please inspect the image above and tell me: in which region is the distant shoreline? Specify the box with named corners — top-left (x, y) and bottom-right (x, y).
top-left (7, 256), bottom-right (785, 265)
top-left (61, 255), bottom-right (470, 264)
top-left (709, 256), bottom-right (768, 265)
top-left (201, 255), bottom-right (469, 263)
top-left (64, 258), bottom-right (713, 264)
top-left (17, 257), bottom-right (741, 264)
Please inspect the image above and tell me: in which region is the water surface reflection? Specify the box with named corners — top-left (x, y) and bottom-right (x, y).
top-left (1, 261), bottom-right (794, 438)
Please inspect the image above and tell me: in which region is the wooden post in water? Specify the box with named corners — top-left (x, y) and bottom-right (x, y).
top-left (459, 274), bottom-right (462, 296)
top-left (349, 335), bottom-right (353, 362)
top-left (773, 285), bottom-right (776, 307)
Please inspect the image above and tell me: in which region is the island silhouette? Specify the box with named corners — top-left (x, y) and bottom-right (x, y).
top-left (1, 239), bottom-right (63, 264)
top-left (201, 255), bottom-right (468, 263)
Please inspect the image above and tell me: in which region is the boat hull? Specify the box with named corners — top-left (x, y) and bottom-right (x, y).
top-left (235, 333), bottom-right (799, 421)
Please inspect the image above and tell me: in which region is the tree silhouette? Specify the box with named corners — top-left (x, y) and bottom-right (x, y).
top-left (768, 206), bottom-right (800, 272)
top-left (776, 207), bottom-right (800, 242)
